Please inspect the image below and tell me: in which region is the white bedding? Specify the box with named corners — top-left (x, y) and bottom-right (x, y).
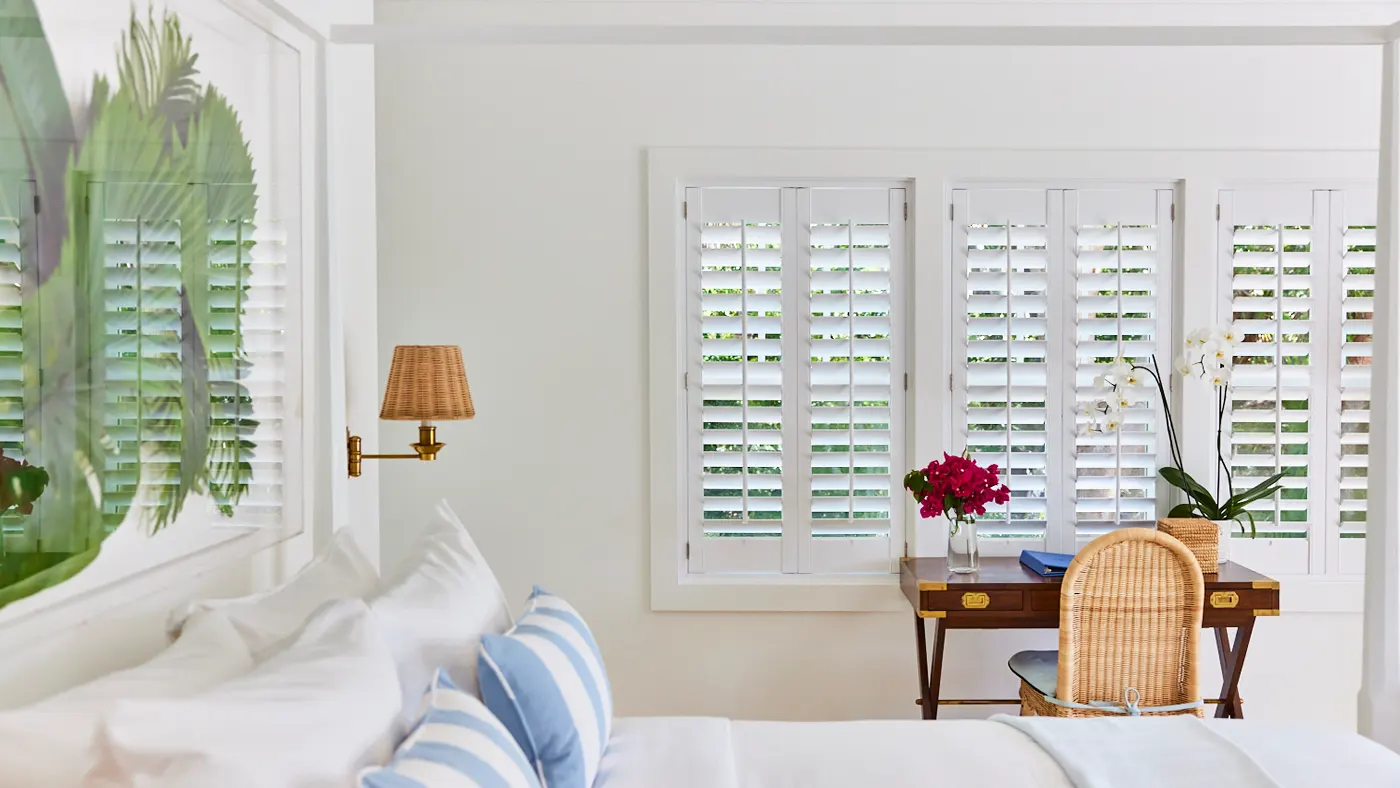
top-left (595, 716), bottom-right (1400, 788)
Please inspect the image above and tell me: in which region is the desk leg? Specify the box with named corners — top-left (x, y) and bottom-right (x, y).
top-left (915, 614), bottom-right (932, 720)
top-left (1214, 621), bottom-right (1255, 719)
top-left (928, 619), bottom-right (947, 720)
top-left (914, 615), bottom-right (947, 720)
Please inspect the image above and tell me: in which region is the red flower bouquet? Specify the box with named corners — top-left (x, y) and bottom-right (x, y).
top-left (903, 452), bottom-right (1010, 536)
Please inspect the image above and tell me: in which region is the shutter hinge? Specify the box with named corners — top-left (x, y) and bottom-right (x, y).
top-left (903, 372), bottom-right (908, 391)
top-left (949, 203), bottom-right (954, 221)
top-left (685, 542), bottom-right (690, 560)
top-left (33, 194), bottom-right (39, 215)
top-left (683, 371), bottom-right (689, 390)
top-left (682, 201), bottom-right (688, 219)
top-left (1170, 204), bottom-right (1175, 222)
top-left (1216, 204), bottom-right (1221, 220)
top-left (949, 373), bottom-right (954, 392)
top-left (903, 202), bottom-right (908, 221)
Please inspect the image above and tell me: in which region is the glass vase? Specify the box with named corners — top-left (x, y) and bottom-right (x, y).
top-left (948, 517), bottom-right (979, 574)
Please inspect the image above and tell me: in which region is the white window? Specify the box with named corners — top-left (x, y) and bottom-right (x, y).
top-left (952, 187), bottom-right (1175, 555)
top-left (683, 185), bottom-right (906, 577)
top-left (1218, 187), bottom-right (1375, 576)
top-left (95, 181), bottom-right (289, 534)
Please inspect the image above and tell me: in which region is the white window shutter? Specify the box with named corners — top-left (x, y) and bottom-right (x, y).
top-left (688, 187), bottom-right (790, 574)
top-left (0, 181), bottom-right (32, 546)
top-left (1218, 189), bottom-right (1329, 574)
top-left (953, 189), bottom-right (1059, 550)
top-left (686, 185), bottom-right (904, 575)
top-left (805, 187), bottom-right (904, 574)
top-left (1329, 188), bottom-right (1376, 575)
top-left (98, 181), bottom-right (287, 532)
top-left (1066, 189), bottom-right (1174, 548)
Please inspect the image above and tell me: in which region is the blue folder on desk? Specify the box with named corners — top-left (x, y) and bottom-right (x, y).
top-left (1020, 550), bottom-right (1075, 578)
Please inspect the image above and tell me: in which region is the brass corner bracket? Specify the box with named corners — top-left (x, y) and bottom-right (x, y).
top-left (347, 425), bottom-right (446, 478)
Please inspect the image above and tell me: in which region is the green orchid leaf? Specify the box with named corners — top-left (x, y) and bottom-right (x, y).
top-left (1159, 467), bottom-right (1221, 519)
top-left (1167, 502), bottom-right (1198, 518)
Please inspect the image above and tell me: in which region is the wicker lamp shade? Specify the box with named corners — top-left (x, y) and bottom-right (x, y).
top-left (379, 345), bottom-right (475, 421)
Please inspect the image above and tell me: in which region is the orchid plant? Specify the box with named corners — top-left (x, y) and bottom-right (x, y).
top-left (1086, 324), bottom-right (1285, 537)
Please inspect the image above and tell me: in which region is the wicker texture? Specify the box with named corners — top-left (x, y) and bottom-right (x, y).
top-left (1157, 517), bottom-right (1219, 568)
top-left (1018, 529), bottom-right (1205, 718)
top-left (379, 345), bottom-right (476, 421)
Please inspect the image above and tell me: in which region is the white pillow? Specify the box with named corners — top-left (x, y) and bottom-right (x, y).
top-left (370, 499), bottom-right (513, 731)
top-left (94, 599), bottom-right (401, 788)
top-left (166, 527), bottom-right (378, 657)
top-left (0, 611), bottom-right (253, 788)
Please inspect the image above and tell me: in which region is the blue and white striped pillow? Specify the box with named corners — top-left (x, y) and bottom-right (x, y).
top-left (360, 669), bottom-right (541, 788)
top-left (479, 587), bottom-right (613, 788)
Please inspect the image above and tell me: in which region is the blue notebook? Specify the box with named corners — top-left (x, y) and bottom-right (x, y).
top-left (1020, 550), bottom-right (1075, 578)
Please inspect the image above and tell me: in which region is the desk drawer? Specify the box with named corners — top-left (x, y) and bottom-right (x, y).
top-left (921, 589), bottom-right (1024, 613)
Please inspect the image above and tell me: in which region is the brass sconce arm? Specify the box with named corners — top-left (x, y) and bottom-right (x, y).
top-left (347, 425), bottom-right (446, 478)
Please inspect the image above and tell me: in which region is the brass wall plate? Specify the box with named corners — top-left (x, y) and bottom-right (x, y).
top-left (918, 610), bottom-right (947, 619)
top-left (1210, 591), bottom-right (1240, 609)
top-left (962, 592), bottom-right (991, 609)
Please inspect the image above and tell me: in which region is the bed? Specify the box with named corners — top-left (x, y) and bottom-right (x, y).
top-left (596, 716), bottom-right (1400, 788)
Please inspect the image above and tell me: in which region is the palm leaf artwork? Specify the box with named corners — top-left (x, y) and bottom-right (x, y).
top-left (0, 6), bottom-right (260, 607)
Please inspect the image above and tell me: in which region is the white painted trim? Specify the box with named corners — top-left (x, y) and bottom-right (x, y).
top-left (356, 1), bottom-right (1400, 45)
top-left (1360, 37), bottom-right (1400, 752)
top-left (650, 148), bottom-right (1378, 612)
top-left (333, 23), bottom-right (1390, 47)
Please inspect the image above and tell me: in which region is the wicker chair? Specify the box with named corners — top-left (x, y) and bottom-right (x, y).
top-left (1009, 528), bottom-right (1206, 718)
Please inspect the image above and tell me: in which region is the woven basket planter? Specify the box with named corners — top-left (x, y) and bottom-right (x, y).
top-left (1157, 517), bottom-right (1218, 569)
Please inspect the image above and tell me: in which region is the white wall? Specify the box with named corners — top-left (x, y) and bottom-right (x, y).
top-left (375, 44), bottom-right (1379, 725)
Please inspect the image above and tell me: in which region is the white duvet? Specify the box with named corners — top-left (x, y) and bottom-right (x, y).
top-left (595, 716), bottom-right (1400, 788)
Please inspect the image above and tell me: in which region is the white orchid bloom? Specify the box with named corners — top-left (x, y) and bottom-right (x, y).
top-left (1185, 327), bottom-right (1212, 348)
top-left (1202, 341), bottom-right (1231, 368)
top-left (1210, 366), bottom-right (1233, 387)
top-left (1123, 370), bottom-right (1142, 386)
top-left (1105, 414), bottom-right (1123, 432)
top-left (1214, 323), bottom-right (1240, 346)
top-left (1109, 359), bottom-right (1133, 383)
top-left (1115, 393), bottom-right (1132, 410)
top-left (1093, 373), bottom-right (1111, 391)
top-left (1174, 354), bottom-right (1192, 377)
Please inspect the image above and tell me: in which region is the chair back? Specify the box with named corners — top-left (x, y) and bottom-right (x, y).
top-left (1057, 528), bottom-right (1205, 713)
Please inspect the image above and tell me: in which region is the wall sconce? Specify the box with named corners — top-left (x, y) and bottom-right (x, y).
top-left (348, 345), bottom-right (475, 478)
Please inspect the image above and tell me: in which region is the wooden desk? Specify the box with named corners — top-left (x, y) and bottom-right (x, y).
top-left (900, 556), bottom-right (1280, 720)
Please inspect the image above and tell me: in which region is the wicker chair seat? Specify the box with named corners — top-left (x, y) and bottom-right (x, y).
top-left (1008, 649), bottom-right (1059, 697)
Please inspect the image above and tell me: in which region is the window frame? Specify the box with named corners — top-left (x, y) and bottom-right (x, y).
top-left (649, 148), bottom-right (1376, 613)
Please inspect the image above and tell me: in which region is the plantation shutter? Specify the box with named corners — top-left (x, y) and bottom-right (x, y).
top-left (689, 187), bottom-right (791, 574)
top-left (1066, 189), bottom-right (1174, 546)
top-left (686, 185), bottom-right (904, 575)
top-left (0, 181), bottom-right (34, 543)
top-left (1329, 189), bottom-right (1376, 573)
top-left (208, 184), bottom-right (284, 525)
top-left (1218, 190), bottom-right (1330, 573)
top-left (98, 181), bottom-right (285, 531)
top-left (99, 182), bottom-right (189, 530)
top-left (805, 187), bottom-right (904, 574)
top-left (953, 189), bottom-right (1059, 548)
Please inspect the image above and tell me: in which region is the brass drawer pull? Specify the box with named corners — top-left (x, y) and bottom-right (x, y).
top-left (962, 592), bottom-right (990, 609)
top-left (1210, 591), bottom-right (1240, 609)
